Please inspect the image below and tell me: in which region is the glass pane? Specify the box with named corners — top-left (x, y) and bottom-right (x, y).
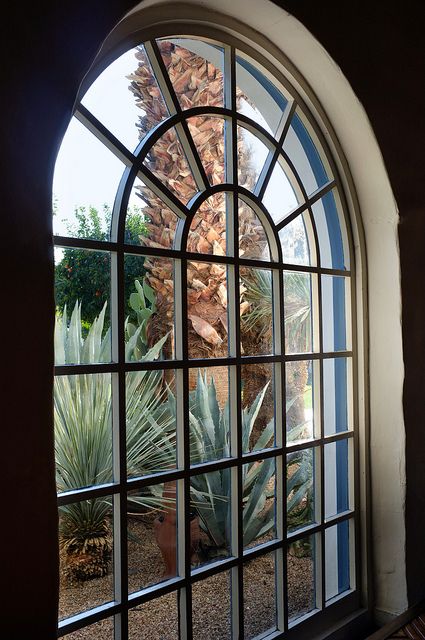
top-left (158, 38), bottom-right (224, 110)
top-left (243, 458), bottom-right (276, 549)
top-left (238, 198), bottom-right (270, 261)
top-left (127, 370), bottom-right (176, 478)
top-left (187, 116), bottom-right (225, 186)
top-left (322, 275), bottom-right (348, 353)
top-left (237, 125), bottom-right (269, 191)
top-left (244, 552), bottom-right (276, 638)
top-left (325, 520), bottom-right (352, 602)
top-left (187, 261), bottom-right (228, 359)
top-left (191, 468), bottom-right (231, 567)
top-left (128, 483), bottom-right (178, 593)
top-left (82, 45), bottom-right (169, 152)
top-left (279, 214), bottom-right (312, 266)
top-left (283, 111), bottom-right (330, 196)
top-left (128, 592), bottom-right (179, 639)
top-left (262, 159), bottom-right (299, 224)
top-left (125, 255), bottom-right (174, 361)
top-left (143, 126), bottom-right (197, 203)
top-left (59, 496), bottom-right (114, 621)
top-left (323, 358), bottom-right (351, 436)
top-left (324, 439), bottom-right (351, 519)
top-left (312, 189), bottom-right (349, 270)
top-left (288, 534), bottom-right (317, 622)
top-left (287, 448), bottom-right (316, 532)
top-left (192, 571), bottom-right (231, 639)
top-left (240, 268), bottom-right (274, 356)
top-left (189, 367), bottom-right (230, 465)
top-left (284, 271), bottom-right (312, 354)
top-left (55, 373), bottom-right (112, 494)
top-left (236, 52), bottom-right (288, 137)
top-left (188, 192), bottom-right (227, 255)
top-left (53, 117), bottom-right (124, 239)
top-left (286, 360), bottom-right (315, 443)
top-left (241, 363), bottom-right (275, 453)
top-left (54, 248), bottom-right (111, 364)
top-left (125, 178), bottom-right (180, 250)
top-left (63, 617), bottom-right (114, 639)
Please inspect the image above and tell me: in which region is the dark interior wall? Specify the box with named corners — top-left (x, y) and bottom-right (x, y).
top-left (1, 1), bottom-right (424, 636)
top-left (275, 0), bottom-right (425, 607)
top-left (0, 2), bottom-right (135, 636)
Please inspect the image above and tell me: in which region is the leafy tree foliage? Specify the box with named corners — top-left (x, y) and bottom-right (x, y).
top-left (55, 205), bottom-right (147, 328)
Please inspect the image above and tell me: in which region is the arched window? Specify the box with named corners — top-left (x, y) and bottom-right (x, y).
top-left (53, 25), bottom-right (357, 639)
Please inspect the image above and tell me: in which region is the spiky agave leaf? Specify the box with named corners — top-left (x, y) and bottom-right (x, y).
top-left (183, 373), bottom-right (276, 549)
top-left (286, 449), bottom-right (314, 530)
top-left (185, 373), bottom-right (314, 550)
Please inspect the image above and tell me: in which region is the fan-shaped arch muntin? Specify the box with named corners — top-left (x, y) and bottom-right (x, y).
top-left (75, 99), bottom-right (345, 274)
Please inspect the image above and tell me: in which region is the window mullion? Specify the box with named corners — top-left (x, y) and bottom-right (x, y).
top-left (136, 166), bottom-right (188, 220)
top-left (75, 104), bottom-right (136, 167)
top-left (110, 249), bottom-right (123, 639)
top-left (276, 266), bottom-right (286, 632)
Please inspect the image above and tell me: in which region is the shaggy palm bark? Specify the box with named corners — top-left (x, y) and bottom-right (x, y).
top-left (129, 42), bottom-right (270, 409)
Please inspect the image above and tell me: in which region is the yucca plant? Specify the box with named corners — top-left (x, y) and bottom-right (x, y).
top-left (55, 300), bottom-right (175, 580)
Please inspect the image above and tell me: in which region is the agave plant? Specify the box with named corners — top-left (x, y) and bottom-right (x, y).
top-left (167, 371), bottom-right (314, 553)
top-left (165, 371), bottom-right (275, 551)
top-left (55, 299), bottom-right (175, 580)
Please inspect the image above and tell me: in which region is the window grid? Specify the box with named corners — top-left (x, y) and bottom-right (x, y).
top-left (55, 35), bottom-right (357, 639)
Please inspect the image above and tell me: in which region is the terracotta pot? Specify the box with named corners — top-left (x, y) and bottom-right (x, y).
top-left (154, 481), bottom-right (201, 577)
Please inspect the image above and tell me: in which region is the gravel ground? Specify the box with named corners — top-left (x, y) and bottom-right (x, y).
top-left (60, 516), bottom-right (314, 639)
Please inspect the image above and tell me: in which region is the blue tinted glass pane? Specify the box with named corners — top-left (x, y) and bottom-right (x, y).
top-left (323, 358), bottom-right (349, 435)
top-left (322, 275), bottom-right (347, 353)
top-left (325, 440), bottom-right (350, 519)
top-left (325, 520), bottom-right (351, 601)
top-left (283, 113), bottom-right (329, 195)
top-left (312, 190), bottom-right (348, 270)
top-left (236, 54), bottom-right (288, 137)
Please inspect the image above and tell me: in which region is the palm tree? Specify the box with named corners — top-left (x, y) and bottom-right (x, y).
top-left (129, 40), bottom-right (268, 402)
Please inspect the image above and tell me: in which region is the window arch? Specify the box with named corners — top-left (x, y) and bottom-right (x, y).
top-left (54, 24), bottom-right (358, 640)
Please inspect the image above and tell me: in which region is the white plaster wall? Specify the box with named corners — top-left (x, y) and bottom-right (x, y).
top-left (103, 0), bottom-right (407, 620)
